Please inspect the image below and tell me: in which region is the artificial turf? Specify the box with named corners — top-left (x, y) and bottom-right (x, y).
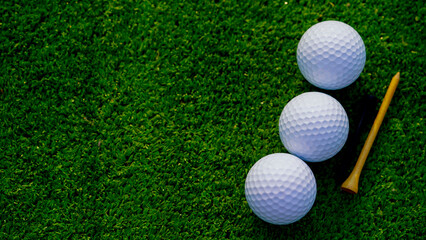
top-left (1, 0), bottom-right (425, 239)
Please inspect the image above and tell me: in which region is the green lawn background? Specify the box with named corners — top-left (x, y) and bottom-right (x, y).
top-left (1, 0), bottom-right (425, 239)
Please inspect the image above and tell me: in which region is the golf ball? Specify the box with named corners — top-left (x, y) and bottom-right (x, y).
top-left (245, 153), bottom-right (316, 225)
top-left (279, 92), bottom-right (349, 162)
top-left (297, 20), bottom-right (366, 90)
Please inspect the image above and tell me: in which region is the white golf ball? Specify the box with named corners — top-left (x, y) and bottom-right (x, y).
top-left (245, 153), bottom-right (316, 225)
top-left (279, 92), bottom-right (349, 162)
top-left (297, 20), bottom-right (366, 90)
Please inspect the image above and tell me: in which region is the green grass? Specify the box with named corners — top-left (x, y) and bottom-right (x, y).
top-left (1, 0), bottom-right (425, 239)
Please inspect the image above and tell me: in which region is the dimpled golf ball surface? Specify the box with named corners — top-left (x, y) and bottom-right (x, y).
top-left (297, 20), bottom-right (366, 90)
top-left (245, 153), bottom-right (316, 225)
top-left (279, 92), bottom-right (349, 162)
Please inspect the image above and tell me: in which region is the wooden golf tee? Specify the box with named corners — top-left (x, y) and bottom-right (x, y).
top-left (341, 72), bottom-right (400, 194)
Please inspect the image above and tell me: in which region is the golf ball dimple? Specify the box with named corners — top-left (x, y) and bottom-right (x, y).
top-left (245, 153), bottom-right (316, 225)
top-left (279, 92), bottom-right (349, 162)
top-left (297, 20), bottom-right (366, 90)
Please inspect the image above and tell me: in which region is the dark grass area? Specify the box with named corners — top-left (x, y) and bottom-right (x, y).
top-left (1, 0), bottom-right (425, 239)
